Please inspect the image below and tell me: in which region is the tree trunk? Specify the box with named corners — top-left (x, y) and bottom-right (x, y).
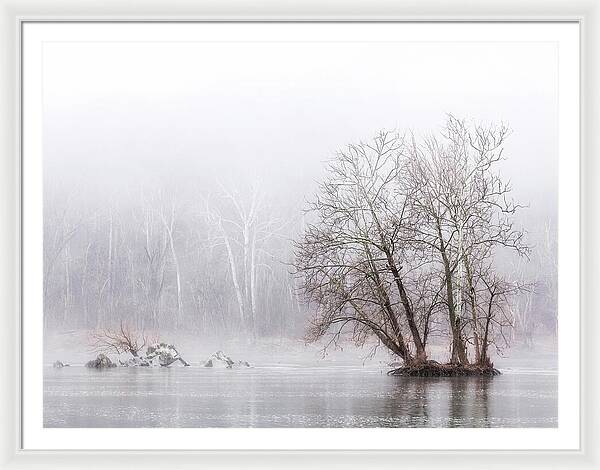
top-left (222, 227), bottom-right (246, 329)
top-left (480, 292), bottom-right (495, 365)
top-left (163, 206), bottom-right (182, 328)
top-left (249, 229), bottom-right (257, 339)
top-left (464, 259), bottom-right (481, 364)
top-left (384, 249), bottom-right (426, 362)
top-left (63, 242), bottom-right (70, 325)
top-left (363, 244), bottom-right (412, 363)
top-left (438, 225), bottom-right (469, 365)
top-left (81, 242), bottom-right (91, 327)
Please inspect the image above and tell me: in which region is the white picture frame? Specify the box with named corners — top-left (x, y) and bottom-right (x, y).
top-left (1, 0), bottom-right (598, 468)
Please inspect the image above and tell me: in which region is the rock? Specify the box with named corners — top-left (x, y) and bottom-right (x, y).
top-left (203, 351), bottom-right (250, 368)
top-left (53, 360), bottom-right (69, 368)
top-left (145, 343), bottom-right (190, 367)
top-left (115, 343), bottom-right (190, 368)
top-left (85, 354), bottom-right (116, 369)
top-left (119, 356), bottom-right (150, 367)
top-left (203, 350), bottom-right (234, 368)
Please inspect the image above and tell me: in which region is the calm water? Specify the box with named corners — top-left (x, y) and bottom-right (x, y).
top-left (43, 365), bottom-right (557, 428)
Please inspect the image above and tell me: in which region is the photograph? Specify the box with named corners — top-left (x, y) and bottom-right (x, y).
top-left (36, 22), bottom-right (564, 432)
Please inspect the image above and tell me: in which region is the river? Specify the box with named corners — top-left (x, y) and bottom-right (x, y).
top-left (44, 364), bottom-right (557, 428)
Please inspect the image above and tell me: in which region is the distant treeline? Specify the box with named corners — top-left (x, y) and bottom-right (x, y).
top-left (43, 179), bottom-right (307, 338)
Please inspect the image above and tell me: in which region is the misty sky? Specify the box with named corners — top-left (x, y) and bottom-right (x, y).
top-left (43, 37), bottom-right (558, 218)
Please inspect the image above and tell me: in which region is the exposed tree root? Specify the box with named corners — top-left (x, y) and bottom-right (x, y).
top-left (387, 361), bottom-right (500, 377)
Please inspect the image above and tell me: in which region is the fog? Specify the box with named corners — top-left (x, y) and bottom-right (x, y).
top-left (42, 38), bottom-right (558, 363)
top-left (44, 40), bottom-right (557, 199)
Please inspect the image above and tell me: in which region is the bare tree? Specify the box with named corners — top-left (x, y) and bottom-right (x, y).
top-left (43, 192), bottom-right (80, 327)
top-left (295, 117), bottom-right (529, 369)
top-left (204, 181), bottom-right (287, 337)
top-left (134, 193), bottom-right (169, 330)
top-left (294, 132), bottom-right (426, 364)
top-left (475, 266), bottom-right (528, 365)
top-left (403, 115), bottom-right (528, 365)
top-left (159, 195), bottom-right (183, 328)
top-left (89, 321), bottom-right (154, 358)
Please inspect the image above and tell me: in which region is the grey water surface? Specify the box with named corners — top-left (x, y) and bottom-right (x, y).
top-left (44, 365), bottom-right (557, 428)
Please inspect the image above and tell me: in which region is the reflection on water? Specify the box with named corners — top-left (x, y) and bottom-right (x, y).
top-left (380, 376), bottom-right (495, 428)
top-left (44, 366), bottom-right (557, 428)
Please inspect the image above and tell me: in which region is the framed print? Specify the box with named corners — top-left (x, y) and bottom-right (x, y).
top-left (1, 0), bottom-right (599, 469)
